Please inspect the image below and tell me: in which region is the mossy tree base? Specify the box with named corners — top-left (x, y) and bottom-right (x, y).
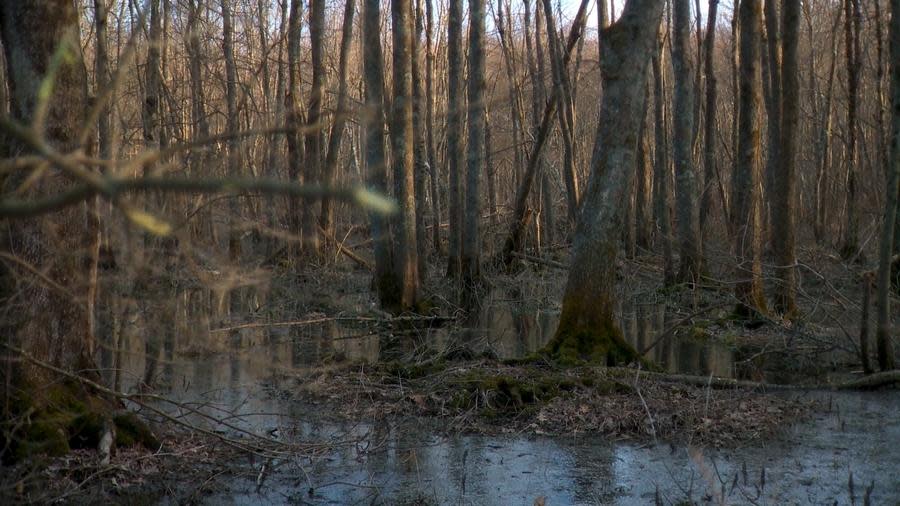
top-left (1, 379), bottom-right (160, 465)
top-left (540, 303), bottom-right (644, 367)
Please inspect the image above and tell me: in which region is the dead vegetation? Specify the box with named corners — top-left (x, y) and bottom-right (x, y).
top-left (287, 358), bottom-right (809, 447)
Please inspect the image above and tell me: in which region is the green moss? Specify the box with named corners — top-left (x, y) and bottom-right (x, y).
top-left (15, 420), bottom-right (70, 461)
top-left (113, 412), bottom-right (161, 450)
top-left (2, 379), bottom-right (159, 464)
top-left (542, 314), bottom-right (639, 367)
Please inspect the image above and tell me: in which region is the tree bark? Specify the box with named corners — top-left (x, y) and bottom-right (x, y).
top-left (772, 0), bottom-right (798, 316)
top-left (0, 0), bottom-right (142, 461)
top-left (672, 0), bottom-right (702, 283)
top-left (363, 0), bottom-right (401, 310)
top-left (874, 0), bottom-right (899, 371)
top-left (304, 0), bottom-right (325, 255)
top-left (652, 30), bottom-right (675, 286)
top-left (390, 0), bottom-right (421, 309)
top-left (699, 0), bottom-right (719, 256)
top-left (446, 0), bottom-right (464, 277)
top-left (545, 0), bottom-right (664, 365)
top-left (841, 0), bottom-right (861, 259)
top-left (424, 0), bottom-right (441, 254)
top-left (461, 0), bottom-right (485, 302)
top-left (221, 0), bottom-right (241, 314)
top-left (285, 0), bottom-right (305, 255)
top-left (732, 0), bottom-right (768, 317)
top-left (322, 0), bottom-right (356, 242)
top-left (412, 0), bottom-right (428, 281)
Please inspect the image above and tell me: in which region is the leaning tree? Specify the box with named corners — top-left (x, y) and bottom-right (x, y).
top-left (542, 0), bottom-right (664, 365)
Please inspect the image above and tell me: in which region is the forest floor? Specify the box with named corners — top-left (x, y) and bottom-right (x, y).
top-left (3, 242), bottom-right (899, 504)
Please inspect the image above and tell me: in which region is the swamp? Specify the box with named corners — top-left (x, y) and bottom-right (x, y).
top-left (2, 0), bottom-right (900, 504)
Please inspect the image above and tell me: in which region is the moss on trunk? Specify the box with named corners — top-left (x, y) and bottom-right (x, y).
top-left (1, 379), bottom-right (160, 465)
top-left (540, 297), bottom-right (644, 367)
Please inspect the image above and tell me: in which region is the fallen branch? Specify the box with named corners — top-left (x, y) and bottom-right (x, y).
top-left (616, 367), bottom-right (900, 391)
top-left (510, 251), bottom-right (567, 269)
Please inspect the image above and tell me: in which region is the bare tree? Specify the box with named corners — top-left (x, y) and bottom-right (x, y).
top-left (390, 0), bottom-right (421, 308)
top-left (874, 0), bottom-right (899, 371)
top-left (672, 0), bottom-right (702, 283)
top-left (772, 0), bottom-right (799, 316)
top-left (699, 0), bottom-right (720, 252)
top-left (732, 0), bottom-right (768, 317)
top-left (462, 0), bottom-right (486, 300)
top-left (841, 0), bottom-right (861, 258)
top-left (304, 0), bottom-right (326, 254)
top-left (322, 0), bottom-right (356, 240)
top-left (363, 0), bottom-right (400, 310)
top-left (653, 29), bottom-right (675, 286)
top-left (544, 0), bottom-right (664, 364)
top-left (446, 0), bottom-right (464, 277)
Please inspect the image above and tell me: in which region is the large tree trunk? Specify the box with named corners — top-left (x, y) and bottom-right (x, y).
top-left (390, 0), bottom-right (421, 309)
top-left (303, 0), bottom-right (325, 255)
top-left (771, 0), bottom-right (798, 316)
top-left (762, 0), bottom-right (781, 244)
top-left (285, 0), bottom-right (305, 256)
top-left (544, 0), bottom-right (663, 366)
top-left (841, 0), bottom-right (861, 259)
top-left (461, 0), bottom-right (485, 303)
top-left (874, 0), bottom-right (899, 372)
top-left (0, 0), bottom-right (155, 463)
top-left (445, 0), bottom-right (464, 277)
top-left (672, 0), bottom-right (702, 283)
top-left (363, 0), bottom-right (401, 310)
top-left (732, 0), bottom-right (768, 317)
top-left (699, 0), bottom-right (719, 255)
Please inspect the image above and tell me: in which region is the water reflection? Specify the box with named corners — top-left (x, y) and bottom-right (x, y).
top-left (109, 286), bottom-right (743, 402)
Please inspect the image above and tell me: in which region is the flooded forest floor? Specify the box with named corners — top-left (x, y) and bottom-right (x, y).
top-left (4, 243), bottom-right (900, 504)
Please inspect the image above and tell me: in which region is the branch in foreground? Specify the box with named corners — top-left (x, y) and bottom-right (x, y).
top-left (0, 177), bottom-right (397, 219)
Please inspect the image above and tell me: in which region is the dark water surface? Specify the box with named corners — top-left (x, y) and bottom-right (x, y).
top-left (113, 291), bottom-right (899, 505)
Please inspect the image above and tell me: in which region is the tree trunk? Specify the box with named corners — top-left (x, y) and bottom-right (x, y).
top-left (322, 0), bottom-right (356, 242)
top-left (412, 0), bottom-right (428, 281)
top-left (221, 0), bottom-right (241, 315)
top-left (544, 0), bottom-right (664, 366)
top-left (732, 0), bottom-right (768, 317)
top-left (363, 0), bottom-right (401, 310)
top-left (652, 31), bottom-right (675, 286)
top-left (390, 0), bottom-right (421, 309)
top-left (445, 0), bottom-right (464, 277)
top-left (874, 0), bottom-right (899, 371)
top-left (461, 0), bottom-right (486, 303)
top-left (772, 0), bottom-right (798, 316)
top-left (285, 0), bottom-right (304, 255)
top-left (424, 0), bottom-right (441, 254)
top-left (303, 0), bottom-right (325, 255)
top-left (841, 0), bottom-right (861, 259)
top-left (0, 0), bottom-right (155, 463)
top-left (699, 0), bottom-right (719, 255)
top-left (672, 0), bottom-right (701, 283)
top-left (762, 0), bottom-right (781, 243)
